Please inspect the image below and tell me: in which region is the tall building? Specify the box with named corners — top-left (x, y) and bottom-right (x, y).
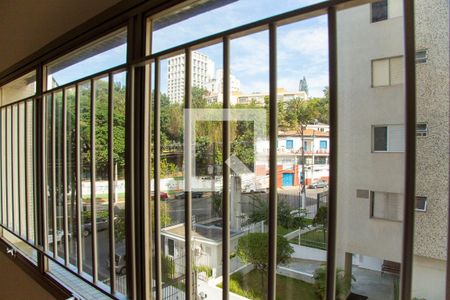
top-left (336, 0), bottom-right (448, 299)
top-left (167, 51), bottom-right (215, 102)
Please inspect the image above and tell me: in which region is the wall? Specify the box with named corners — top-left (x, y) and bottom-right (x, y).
top-left (336, 2), bottom-right (405, 266)
top-left (0, 251), bottom-right (55, 300)
top-left (412, 256), bottom-right (447, 300)
top-left (0, 0), bottom-right (121, 74)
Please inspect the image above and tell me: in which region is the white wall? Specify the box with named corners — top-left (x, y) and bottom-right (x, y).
top-left (412, 256), bottom-right (447, 300)
top-left (336, 2), bottom-right (405, 267)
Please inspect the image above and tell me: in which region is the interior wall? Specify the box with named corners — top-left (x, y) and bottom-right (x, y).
top-left (0, 0), bottom-right (121, 74)
top-left (0, 252), bottom-right (55, 300)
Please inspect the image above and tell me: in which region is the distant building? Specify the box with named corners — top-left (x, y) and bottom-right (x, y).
top-left (233, 88), bottom-right (308, 106)
top-left (256, 124), bottom-right (330, 187)
top-left (167, 51), bottom-right (215, 102)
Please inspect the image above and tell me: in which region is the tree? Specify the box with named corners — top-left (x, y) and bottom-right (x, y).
top-left (285, 97), bottom-right (319, 208)
top-left (313, 206), bottom-right (328, 243)
top-left (235, 232), bottom-right (294, 296)
top-left (299, 76), bottom-right (309, 96)
top-left (245, 197), bottom-right (307, 231)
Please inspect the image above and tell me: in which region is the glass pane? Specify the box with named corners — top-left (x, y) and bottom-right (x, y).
top-left (45, 94), bottom-right (55, 254)
top-left (0, 71), bottom-right (36, 105)
top-left (66, 87), bottom-right (77, 266)
top-left (188, 43), bottom-right (223, 297)
top-left (157, 56), bottom-right (186, 298)
top-left (54, 91), bottom-right (65, 259)
top-left (373, 127), bottom-right (387, 151)
top-left (1, 109), bottom-right (5, 227)
top-left (79, 81), bottom-right (93, 275)
top-left (150, 0), bottom-right (323, 54)
top-left (337, 2), bottom-right (405, 299)
top-left (112, 71), bottom-right (127, 294)
top-left (412, 0), bottom-right (449, 298)
top-left (94, 76), bottom-right (111, 283)
top-left (276, 15), bottom-right (329, 299)
top-left (45, 28), bottom-right (127, 90)
top-left (224, 30), bottom-right (270, 299)
top-left (371, 0), bottom-right (388, 23)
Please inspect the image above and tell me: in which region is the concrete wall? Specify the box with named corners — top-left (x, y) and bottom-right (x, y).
top-left (412, 256), bottom-right (447, 300)
top-left (336, 1), bottom-right (405, 266)
top-left (414, 0), bottom-right (449, 261)
top-left (0, 251), bottom-right (55, 300)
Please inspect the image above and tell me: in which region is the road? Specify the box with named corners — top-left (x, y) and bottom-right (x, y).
top-left (164, 187), bottom-right (328, 225)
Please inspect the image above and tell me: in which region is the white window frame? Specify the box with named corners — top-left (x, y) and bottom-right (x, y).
top-left (371, 56), bottom-right (404, 87)
top-left (415, 196), bottom-right (428, 212)
top-left (372, 124), bottom-right (405, 153)
top-left (370, 191), bottom-right (403, 222)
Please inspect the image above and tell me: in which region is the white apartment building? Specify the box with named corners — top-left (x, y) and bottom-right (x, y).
top-left (167, 51), bottom-right (215, 102)
top-left (337, 0), bottom-right (448, 299)
top-left (234, 88), bottom-right (308, 106)
top-left (206, 69), bottom-right (240, 95)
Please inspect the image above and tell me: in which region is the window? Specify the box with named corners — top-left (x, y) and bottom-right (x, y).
top-left (416, 123), bottom-right (428, 137)
top-left (320, 140), bottom-right (327, 149)
top-left (0, 71), bottom-right (36, 106)
top-left (371, 0), bottom-right (388, 23)
top-left (371, 0), bottom-right (402, 23)
top-left (45, 28), bottom-right (127, 90)
top-left (372, 56), bottom-right (404, 87)
top-left (373, 125), bottom-right (405, 152)
top-left (314, 156), bottom-right (327, 165)
top-left (415, 197), bottom-right (427, 212)
top-left (286, 139), bottom-right (293, 149)
top-left (370, 191), bottom-right (403, 221)
top-left (416, 49), bottom-right (428, 63)
top-left (168, 239), bottom-right (175, 256)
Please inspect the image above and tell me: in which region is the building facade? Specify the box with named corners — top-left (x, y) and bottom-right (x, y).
top-left (167, 51), bottom-right (215, 102)
top-left (336, 0), bottom-right (448, 299)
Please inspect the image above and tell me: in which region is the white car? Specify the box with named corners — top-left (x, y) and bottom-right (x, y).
top-left (48, 229), bottom-right (64, 245)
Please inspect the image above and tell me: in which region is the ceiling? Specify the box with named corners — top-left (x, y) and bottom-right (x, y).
top-left (0, 0), bottom-right (121, 74)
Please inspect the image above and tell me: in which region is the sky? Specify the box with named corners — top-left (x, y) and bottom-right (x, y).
top-left (52, 0), bottom-right (328, 98)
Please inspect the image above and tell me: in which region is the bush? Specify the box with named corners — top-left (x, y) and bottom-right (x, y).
top-left (313, 265), bottom-right (354, 300)
top-left (194, 265), bottom-right (212, 278)
top-left (162, 255), bottom-right (175, 282)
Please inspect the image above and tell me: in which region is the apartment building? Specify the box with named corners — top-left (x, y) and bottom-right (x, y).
top-left (167, 51), bottom-right (215, 102)
top-left (336, 0), bottom-right (448, 299)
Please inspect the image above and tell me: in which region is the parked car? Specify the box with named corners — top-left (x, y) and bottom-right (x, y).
top-left (83, 217), bottom-right (109, 237)
top-left (309, 181), bottom-right (328, 189)
top-left (107, 243), bottom-right (126, 275)
top-left (175, 191), bottom-right (203, 199)
top-left (150, 191), bottom-right (169, 200)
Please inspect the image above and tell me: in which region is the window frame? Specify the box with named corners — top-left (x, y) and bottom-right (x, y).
top-left (415, 196), bottom-right (428, 212)
top-left (0, 0), bottom-right (422, 299)
top-left (371, 55), bottom-right (404, 87)
top-left (371, 0), bottom-right (388, 23)
top-left (372, 124), bottom-right (405, 153)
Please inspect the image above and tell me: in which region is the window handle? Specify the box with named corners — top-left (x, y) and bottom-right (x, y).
top-left (6, 247), bottom-right (16, 257)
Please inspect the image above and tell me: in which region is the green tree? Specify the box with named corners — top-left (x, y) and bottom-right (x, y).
top-left (313, 265), bottom-right (354, 300)
top-left (246, 197), bottom-right (307, 231)
top-left (285, 97), bottom-right (319, 205)
top-left (235, 232), bottom-right (293, 296)
top-left (313, 206), bottom-right (328, 243)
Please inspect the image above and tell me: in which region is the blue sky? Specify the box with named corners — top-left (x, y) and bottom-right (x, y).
top-left (52, 0), bottom-right (328, 97)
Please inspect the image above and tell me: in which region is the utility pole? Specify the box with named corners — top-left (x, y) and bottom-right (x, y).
top-left (300, 124), bottom-right (306, 209)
